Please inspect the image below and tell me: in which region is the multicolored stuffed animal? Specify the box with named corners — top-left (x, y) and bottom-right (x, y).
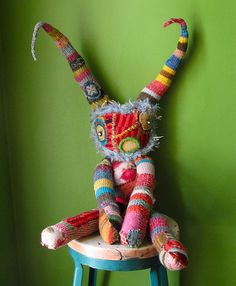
top-left (32, 18), bottom-right (189, 271)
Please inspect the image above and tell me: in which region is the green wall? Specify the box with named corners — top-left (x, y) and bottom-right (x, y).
top-left (1, 0), bottom-right (236, 285)
top-left (0, 32), bottom-right (18, 286)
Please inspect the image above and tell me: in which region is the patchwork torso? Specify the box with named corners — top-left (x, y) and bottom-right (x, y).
top-left (112, 161), bottom-right (137, 204)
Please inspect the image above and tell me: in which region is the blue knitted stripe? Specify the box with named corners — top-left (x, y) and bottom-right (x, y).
top-left (93, 169), bottom-right (113, 182)
top-left (136, 158), bottom-right (153, 166)
top-left (95, 187), bottom-right (114, 199)
top-left (128, 199), bottom-right (152, 212)
top-left (166, 55), bottom-right (181, 70)
top-left (181, 28), bottom-right (188, 37)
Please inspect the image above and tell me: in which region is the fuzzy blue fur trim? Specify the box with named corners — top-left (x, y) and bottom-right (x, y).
top-left (90, 99), bottom-right (161, 162)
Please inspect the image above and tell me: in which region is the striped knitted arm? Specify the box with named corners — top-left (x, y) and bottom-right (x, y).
top-left (94, 158), bottom-right (122, 244)
top-left (120, 156), bottom-right (155, 247)
top-left (41, 209), bottom-right (99, 249)
top-left (150, 212), bottom-right (188, 270)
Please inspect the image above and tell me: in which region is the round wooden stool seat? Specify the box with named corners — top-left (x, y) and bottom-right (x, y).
top-left (68, 233), bottom-right (170, 286)
top-left (68, 233), bottom-right (158, 262)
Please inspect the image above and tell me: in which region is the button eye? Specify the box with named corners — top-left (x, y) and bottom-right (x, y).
top-left (139, 112), bottom-right (152, 131)
top-left (96, 125), bottom-right (105, 141)
top-left (94, 117), bottom-right (108, 146)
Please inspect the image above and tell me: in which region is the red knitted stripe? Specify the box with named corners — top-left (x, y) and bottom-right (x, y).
top-left (126, 205), bottom-right (150, 216)
top-left (115, 112), bottom-right (138, 136)
top-left (65, 209), bottom-right (99, 226)
top-left (43, 23), bottom-right (53, 32)
top-left (130, 193), bottom-right (153, 206)
top-left (136, 174), bottom-right (155, 189)
top-left (74, 68), bottom-right (90, 82)
top-left (67, 51), bottom-right (79, 62)
top-left (147, 80), bottom-right (167, 96)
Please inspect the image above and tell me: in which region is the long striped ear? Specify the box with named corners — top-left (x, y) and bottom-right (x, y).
top-left (31, 22), bottom-right (110, 109)
top-left (138, 18), bottom-right (188, 103)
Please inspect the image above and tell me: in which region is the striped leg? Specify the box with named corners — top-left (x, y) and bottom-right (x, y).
top-left (94, 158), bottom-right (123, 244)
top-left (149, 212), bottom-right (188, 271)
top-left (41, 209), bottom-right (99, 249)
top-left (120, 156), bottom-right (155, 247)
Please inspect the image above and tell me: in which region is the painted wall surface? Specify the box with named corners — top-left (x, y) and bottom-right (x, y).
top-left (0, 33), bottom-right (18, 286)
top-left (1, 0), bottom-right (236, 285)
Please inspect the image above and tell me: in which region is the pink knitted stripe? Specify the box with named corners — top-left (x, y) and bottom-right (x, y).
top-left (174, 49), bottom-right (185, 58)
top-left (147, 80), bottom-right (167, 96)
top-left (149, 216), bottom-right (169, 233)
top-left (75, 68), bottom-right (90, 82)
top-left (67, 51), bottom-right (79, 62)
top-left (121, 211), bottom-right (147, 232)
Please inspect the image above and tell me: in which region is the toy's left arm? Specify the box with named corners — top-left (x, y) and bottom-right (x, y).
top-left (120, 156), bottom-right (155, 247)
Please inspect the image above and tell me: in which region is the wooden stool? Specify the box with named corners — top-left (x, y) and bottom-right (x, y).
top-left (68, 234), bottom-right (168, 286)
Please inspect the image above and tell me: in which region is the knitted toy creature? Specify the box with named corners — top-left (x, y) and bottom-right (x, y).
top-left (32, 18), bottom-right (189, 271)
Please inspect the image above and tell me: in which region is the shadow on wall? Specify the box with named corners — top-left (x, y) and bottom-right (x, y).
top-left (153, 21), bottom-right (202, 284)
top-left (152, 19), bottom-right (227, 286)
top-left (153, 20), bottom-right (203, 224)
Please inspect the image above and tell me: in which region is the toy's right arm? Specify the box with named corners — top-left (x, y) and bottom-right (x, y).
top-left (93, 158), bottom-right (122, 243)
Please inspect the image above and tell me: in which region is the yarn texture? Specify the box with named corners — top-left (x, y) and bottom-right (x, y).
top-left (33, 18), bottom-right (189, 271)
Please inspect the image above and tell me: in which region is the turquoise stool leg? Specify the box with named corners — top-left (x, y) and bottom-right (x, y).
top-left (71, 250), bottom-right (83, 286)
top-left (88, 267), bottom-right (97, 286)
top-left (159, 265), bottom-right (168, 286)
top-left (73, 263), bottom-right (83, 286)
top-left (150, 264), bottom-right (168, 286)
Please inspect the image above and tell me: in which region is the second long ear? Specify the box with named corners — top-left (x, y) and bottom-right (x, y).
top-left (138, 18), bottom-right (188, 104)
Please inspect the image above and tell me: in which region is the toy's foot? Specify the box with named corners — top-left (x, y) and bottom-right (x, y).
top-left (120, 229), bottom-right (143, 247)
top-left (99, 210), bottom-right (120, 244)
top-left (41, 226), bottom-right (66, 250)
top-left (159, 239), bottom-right (188, 271)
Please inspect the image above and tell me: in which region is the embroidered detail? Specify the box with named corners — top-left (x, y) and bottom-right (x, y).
top-left (139, 112), bottom-right (152, 131)
top-left (118, 137), bottom-right (141, 154)
top-left (115, 122), bottom-right (139, 139)
top-left (84, 81), bottom-right (102, 100)
top-left (111, 113), bottom-right (117, 150)
top-left (95, 117), bottom-right (107, 146)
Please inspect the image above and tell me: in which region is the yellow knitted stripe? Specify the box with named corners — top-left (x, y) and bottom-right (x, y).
top-left (55, 36), bottom-right (68, 48)
top-left (94, 179), bottom-right (113, 192)
top-left (73, 66), bottom-right (87, 77)
top-left (91, 95), bottom-right (110, 109)
top-left (163, 65), bottom-right (176, 75)
top-left (179, 36), bottom-right (188, 44)
top-left (48, 30), bottom-right (63, 41)
top-left (156, 74), bottom-right (171, 86)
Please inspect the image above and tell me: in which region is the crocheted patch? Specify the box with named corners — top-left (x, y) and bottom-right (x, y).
top-left (118, 137), bottom-right (141, 153)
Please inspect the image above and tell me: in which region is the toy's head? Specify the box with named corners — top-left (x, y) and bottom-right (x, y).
top-left (32, 18), bottom-right (188, 161)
